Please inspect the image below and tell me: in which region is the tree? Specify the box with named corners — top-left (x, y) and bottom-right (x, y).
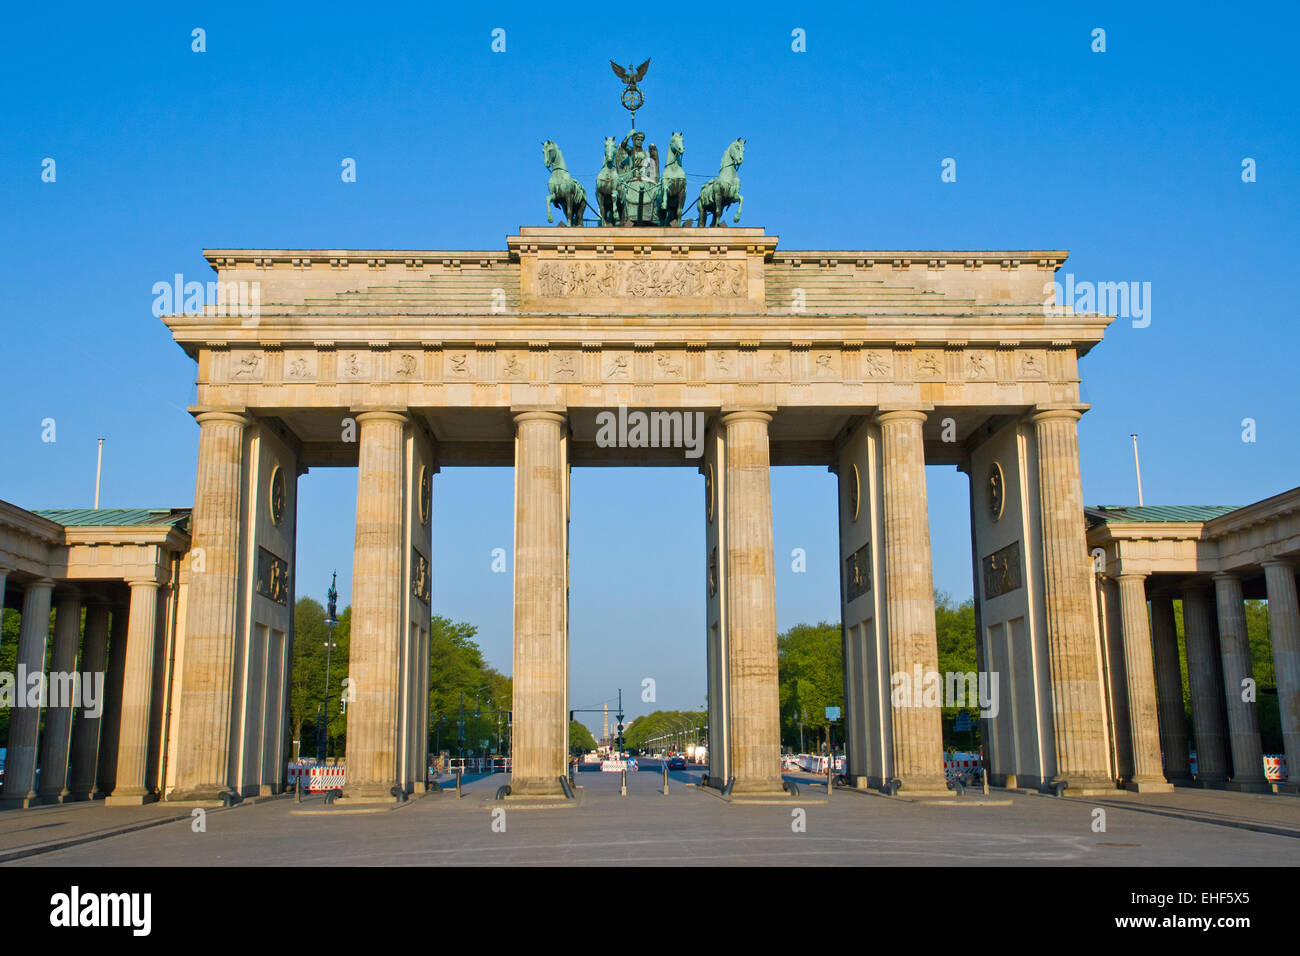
top-left (778, 621), bottom-right (843, 752)
top-left (624, 710), bottom-right (706, 752)
top-left (288, 597), bottom-right (351, 759)
top-left (569, 720), bottom-right (597, 753)
top-left (427, 615), bottom-right (511, 756)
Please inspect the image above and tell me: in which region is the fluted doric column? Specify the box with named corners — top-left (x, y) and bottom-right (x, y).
top-left (1116, 574), bottom-right (1173, 791)
top-left (1031, 409), bottom-right (1111, 791)
top-left (105, 580), bottom-right (161, 804)
top-left (1262, 561), bottom-right (1300, 792)
top-left (342, 411), bottom-right (409, 800)
top-left (0, 579), bottom-right (54, 808)
top-left (510, 410), bottom-right (568, 796)
top-left (1212, 573), bottom-right (1269, 791)
top-left (169, 410), bottom-right (249, 801)
top-left (1182, 585), bottom-right (1228, 786)
top-left (1149, 594), bottom-right (1192, 783)
top-left (67, 603), bottom-right (112, 799)
top-left (37, 591), bottom-right (83, 803)
top-left (877, 409), bottom-right (948, 794)
top-left (721, 410), bottom-right (784, 795)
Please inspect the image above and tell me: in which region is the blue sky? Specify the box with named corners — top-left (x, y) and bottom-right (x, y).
top-left (2, 3), bottom-right (1296, 733)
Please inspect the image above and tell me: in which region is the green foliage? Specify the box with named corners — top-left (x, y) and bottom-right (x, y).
top-left (0, 608), bottom-right (22, 747)
top-left (569, 720), bottom-right (597, 753)
top-left (288, 597), bottom-right (351, 759)
top-left (428, 614), bottom-right (511, 756)
top-left (778, 621), bottom-right (843, 752)
top-left (624, 710), bottom-right (705, 752)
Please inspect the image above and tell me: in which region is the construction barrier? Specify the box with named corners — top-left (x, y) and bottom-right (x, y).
top-left (286, 765), bottom-right (346, 792)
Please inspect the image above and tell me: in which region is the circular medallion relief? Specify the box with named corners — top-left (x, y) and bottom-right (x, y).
top-left (988, 461), bottom-right (1005, 522)
top-left (269, 465), bottom-right (286, 527)
top-left (705, 463), bottom-right (715, 523)
top-left (848, 463), bottom-right (861, 522)
top-left (418, 465), bottom-right (432, 526)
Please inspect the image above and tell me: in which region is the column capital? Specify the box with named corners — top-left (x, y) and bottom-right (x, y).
top-left (1029, 406), bottom-right (1086, 425)
top-left (126, 578), bottom-right (161, 591)
top-left (1116, 571), bottom-right (1148, 584)
top-left (512, 409), bottom-right (567, 427)
top-left (26, 577), bottom-right (55, 591)
top-left (193, 409), bottom-right (252, 428)
top-left (719, 409), bottom-right (772, 427)
top-left (1211, 570), bottom-right (1242, 582)
top-left (352, 409), bottom-right (411, 426)
top-left (1261, 558), bottom-right (1296, 570)
top-left (873, 408), bottom-right (928, 426)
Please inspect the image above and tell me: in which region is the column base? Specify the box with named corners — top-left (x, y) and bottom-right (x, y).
top-left (104, 792), bottom-right (158, 807)
top-left (1059, 775), bottom-right (1119, 796)
top-left (507, 777), bottom-right (566, 797)
top-left (35, 792), bottom-right (67, 806)
top-left (0, 794), bottom-right (42, 810)
top-left (890, 773), bottom-right (953, 797)
top-left (165, 784), bottom-right (234, 804)
top-left (1196, 775), bottom-right (1229, 789)
top-left (1226, 779), bottom-right (1273, 794)
top-left (339, 782), bottom-right (401, 805)
top-left (1163, 773), bottom-right (1195, 786)
top-left (729, 776), bottom-right (791, 798)
top-left (1125, 777), bottom-right (1175, 794)
top-left (62, 791), bottom-right (95, 802)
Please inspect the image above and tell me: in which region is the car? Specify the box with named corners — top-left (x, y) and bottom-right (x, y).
top-left (667, 756), bottom-right (686, 771)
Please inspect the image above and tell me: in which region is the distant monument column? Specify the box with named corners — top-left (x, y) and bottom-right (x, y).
top-left (67, 602), bottom-right (112, 799)
top-left (1262, 560), bottom-right (1300, 792)
top-left (510, 410), bottom-right (569, 796)
top-left (1149, 593), bottom-right (1192, 783)
top-left (876, 409), bottom-right (949, 794)
top-left (1182, 584), bottom-right (1229, 786)
top-left (1030, 409), bottom-right (1113, 792)
top-left (106, 579), bottom-right (161, 804)
top-left (720, 410), bottom-right (784, 795)
top-left (169, 410), bottom-right (250, 801)
top-left (342, 411), bottom-right (409, 801)
top-left (1213, 573), bottom-right (1269, 791)
top-left (1116, 574), bottom-right (1173, 791)
top-left (0, 579), bottom-right (53, 808)
top-left (37, 590), bottom-right (84, 803)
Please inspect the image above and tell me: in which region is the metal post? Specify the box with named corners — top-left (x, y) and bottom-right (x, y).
top-left (93, 437), bottom-right (105, 509)
top-left (1131, 433), bottom-right (1144, 506)
top-left (663, 760), bottom-right (669, 795)
top-left (456, 767), bottom-right (462, 798)
top-left (621, 768), bottom-right (627, 797)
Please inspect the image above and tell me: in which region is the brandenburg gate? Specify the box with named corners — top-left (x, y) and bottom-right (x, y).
top-left (162, 226), bottom-right (1117, 801)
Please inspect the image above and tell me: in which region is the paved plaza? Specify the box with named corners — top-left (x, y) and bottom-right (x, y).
top-left (5, 766), bottom-right (1298, 867)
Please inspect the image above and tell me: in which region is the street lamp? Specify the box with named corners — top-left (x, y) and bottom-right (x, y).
top-left (315, 572), bottom-right (339, 762)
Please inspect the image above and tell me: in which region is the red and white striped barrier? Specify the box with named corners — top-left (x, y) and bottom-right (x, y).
top-left (944, 754), bottom-right (981, 780)
top-left (286, 765), bottom-right (346, 792)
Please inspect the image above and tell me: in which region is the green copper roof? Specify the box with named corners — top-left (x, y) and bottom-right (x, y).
top-left (33, 508), bottom-right (191, 530)
top-left (1086, 504), bottom-right (1239, 524)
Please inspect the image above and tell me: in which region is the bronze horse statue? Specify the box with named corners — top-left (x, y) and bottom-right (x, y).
top-left (697, 138), bottom-right (745, 227)
top-left (595, 136), bottom-right (624, 226)
top-left (543, 140), bottom-right (587, 226)
top-left (654, 132), bottom-right (687, 227)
